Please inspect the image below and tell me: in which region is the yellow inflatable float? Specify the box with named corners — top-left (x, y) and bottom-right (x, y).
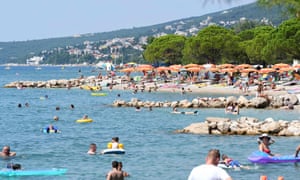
top-left (91, 93), bottom-right (107, 96)
top-left (76, 118), bottom-right (93, 123)
top-left (80, 85), bottom-right (102, 91)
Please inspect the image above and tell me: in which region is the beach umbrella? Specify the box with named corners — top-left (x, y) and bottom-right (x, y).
top-left (220, 68), bottom-right (237, 73)
top-left (187, 67), bottom-right (201, 72)
top-left (120, 68), bottom-right (134, 73)
top-left (235, 64), bottom-right (252, 70)
top-left (169, 64), bottom-right (182, 72)
top-left (277, 67), bottom-right (294, 73)
top-left (259, 68), bottom-right (275, 74)
top-left (207, 67), bottom-right (219, 72)
top-left (240, 68), bottom-right (257, 73)
top-left (273, 63), bottom-right (290, 69)
top-left (184, 63), bottom-right (199, 68)
top-left (169, 64), bottom-right (182, 69)
top-left (218, 64), bottom-right (235, 69)
top-left (156, 66), bottom-right (170, 72)
top-left (135, 66), bottom-right (153, 72)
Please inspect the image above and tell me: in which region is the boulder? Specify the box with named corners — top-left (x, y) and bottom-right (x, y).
top-left (260, 121), bottom-right (282, 134)
top-left (171, 101), bottom-right (179, 108)
top-left (250, 97), bottom-right (269, 108)
top-left (237, 96), bottom-right (249, 107)
top-left (281, 94), bottom-right (299, 105)
top-left (181, 122), bottom-right (209, 134)
top-left (208, 100), bottom-right (225, 108)
top-left (226, 96), bottom-right (237, 104)
top-left (206, 117), bottom-right (231, 123)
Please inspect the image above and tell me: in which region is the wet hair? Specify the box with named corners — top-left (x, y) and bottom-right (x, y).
top-left (112, 137), bottom-right (119, 142)
top-left (112, 161), bottom-right (118, 168)
top-left (55, 106), bottom-right (60, 111)
top-left (12, 164), bottom-right (21, 170)
top-left (222, 154), bottom-right (228, 160)
top-left (18, 104), bottom-right (22, 108)
top-left (70, 104), bottom-right (75, 109)
top-left (90, 143), bottom-right (96, 146)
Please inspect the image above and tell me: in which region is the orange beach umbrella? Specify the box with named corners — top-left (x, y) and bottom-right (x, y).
top-left (156, 66), bottom-right (170, 72)
top-left (259, 68), bottom-right (275, 74)
top-left (273, 63), bottom-right (290, 69)
top-left (218, 64), bottom-right (235, 69)
top-left (235, 64), bottom-right (252, 70)
top-left (120, 68), bottom-right (134, 73)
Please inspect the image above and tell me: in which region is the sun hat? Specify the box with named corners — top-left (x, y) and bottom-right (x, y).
top-left (259, 133), bottom-right (271, 140)
top-left (258, 133), bottom-right (275, 144)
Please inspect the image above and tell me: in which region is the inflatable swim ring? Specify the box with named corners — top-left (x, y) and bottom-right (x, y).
top-left (107, 143), bottom-right (124, 149)
top-left (248, 151), bottom-right (300, 164)
top-left (0, 168), bottom-right (67, 176)
top-left (91, 93), bottom-right (107, 96)
top-left (101, 149), bottom-right (125, 155)
top-left (42, 126), bottom-right (60, 133)
top-left (76, 118), bottom-right (93, 123)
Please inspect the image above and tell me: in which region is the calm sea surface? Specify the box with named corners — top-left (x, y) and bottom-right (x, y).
top-left (0, 66), bottom-right (300, 180)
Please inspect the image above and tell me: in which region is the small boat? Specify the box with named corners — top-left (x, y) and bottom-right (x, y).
top-left (101, 148), bottom-right (125, 155)
top-left (248, 151), bottom-right (300, 164)
top-left (0, 168), bottom-right (67, 176)
top-left (76, 118), bottom-right (93, 123)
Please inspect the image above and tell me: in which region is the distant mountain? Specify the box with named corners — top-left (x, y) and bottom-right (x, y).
top-left (0, 2), bottom-right (287, 64)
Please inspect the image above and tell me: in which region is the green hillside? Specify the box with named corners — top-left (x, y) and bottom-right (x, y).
top-left (0, 2), bottom-right (286, 64)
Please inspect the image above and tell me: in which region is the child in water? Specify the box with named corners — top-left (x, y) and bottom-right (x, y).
top-left (221, 154), bottom-right (241, 168)
top-left (111, 137), bottom-right (120, 149)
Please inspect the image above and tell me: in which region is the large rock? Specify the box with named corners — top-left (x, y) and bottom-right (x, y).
top-left (281, 94), bottom-right (299, 105)
top-left (249, 97), bottom-right (269, 108)
top-left (260, 121), bottom-right (282, 134)
top-left (208, 100), bottom-right (225, 108)
top-left (171, 101), bottom-right (179, 108)
top-left (206, 117), bottom-right (231, 123)
top-left (226, 96), bottom-right (237, 104)
top-left (237, 96), bottom-right (249, 107)
top-left (179, 122), bottom-right (209, 134)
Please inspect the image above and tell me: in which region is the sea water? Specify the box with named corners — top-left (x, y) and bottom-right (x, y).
top-left (0, 66), bottom-right (300, 180)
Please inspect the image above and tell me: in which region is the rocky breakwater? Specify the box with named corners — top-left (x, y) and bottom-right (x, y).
top-left (3, 76), bottom-right (104, 89)
top-left (175, 116), bottom-right (300, 136)
top-left (113, 94), bottom-right (299, 109)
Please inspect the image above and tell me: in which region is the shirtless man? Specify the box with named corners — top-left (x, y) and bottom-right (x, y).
top-left (0, 146), bottom-right (16, 157)
top-left (107, 161), bottom-right (124, 180)
top-left (87, 143), bottom-right (97, 155)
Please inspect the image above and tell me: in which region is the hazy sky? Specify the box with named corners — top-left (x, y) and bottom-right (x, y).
top-left (0, 0), bottom-right (256, 42)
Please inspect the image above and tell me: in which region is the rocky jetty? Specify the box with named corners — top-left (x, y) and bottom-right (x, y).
top-left (3, 77), bottom-right (108, 89)
top-left (175, 116), bottom-right (300, 136)
top-left (113, 94), bottom-right (299, 109)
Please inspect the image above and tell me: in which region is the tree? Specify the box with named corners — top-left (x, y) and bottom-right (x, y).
top-left (143, 34), bottom-right (186, 65)
top-left (264, 18), bottom-right (300, 62)
top-left (240, 26), bottom-right (274, 64)
top-left (183, 26), bottom-right (241, 64)
top-left (258, 0), bottom-right (300, 19)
